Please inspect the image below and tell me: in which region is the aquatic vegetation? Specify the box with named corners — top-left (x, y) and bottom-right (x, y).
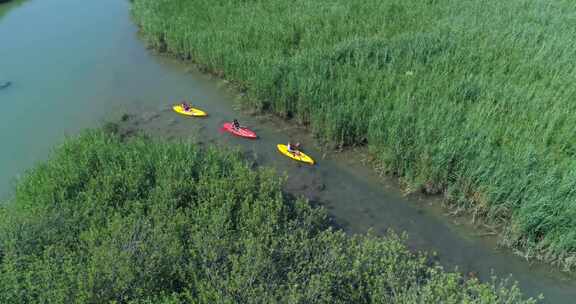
top-left (0, 130), bottom-right (535, 303)
top-left (130, 0), bottom-right (576, 271)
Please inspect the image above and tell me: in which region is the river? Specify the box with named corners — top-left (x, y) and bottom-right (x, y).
top-left (0, 0), bottom-right (574, 302)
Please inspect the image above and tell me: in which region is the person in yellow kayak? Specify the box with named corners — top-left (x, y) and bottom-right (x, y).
top-left (233, 119), bottom-right (241, 130)
top-left (181, 101), bottom-right (192, 112)
top-left (287, 142), bottom-right (301, 156)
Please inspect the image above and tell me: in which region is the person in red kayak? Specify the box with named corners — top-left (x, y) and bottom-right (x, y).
top-left (287, 142), bottom-right (301, 155)
top-left (233, 119), bottom-right (241, 130)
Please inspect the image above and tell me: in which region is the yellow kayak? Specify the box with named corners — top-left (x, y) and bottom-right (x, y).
top-left (277, 144), bottom-right (315, 165)
top-left (172, 104), bottom-right (208, 117)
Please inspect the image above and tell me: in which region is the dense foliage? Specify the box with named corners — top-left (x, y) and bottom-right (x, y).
top-left (130, 0), bottom-right (576, 270)
top-left (0, 130), bottom-right (534, 303)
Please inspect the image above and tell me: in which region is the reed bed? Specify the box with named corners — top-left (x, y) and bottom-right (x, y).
top-left (130, 0), bottom-right (576, 271)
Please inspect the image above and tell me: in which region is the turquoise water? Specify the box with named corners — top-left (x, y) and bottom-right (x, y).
top-left (1, 0), bottom-right (575, 302)
top-left (0, 0), bottom-right (217, 198)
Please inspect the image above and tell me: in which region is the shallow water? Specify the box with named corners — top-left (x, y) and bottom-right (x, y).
top-left (0, 0), bottom-right (574, 302)
top-left (0, 0), bottom-right (215, 198)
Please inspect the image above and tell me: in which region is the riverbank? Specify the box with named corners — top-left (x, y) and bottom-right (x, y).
top-left (0, 129), bottom-right (536, 303)
top-left (130, 0), bottom-right (576, 271)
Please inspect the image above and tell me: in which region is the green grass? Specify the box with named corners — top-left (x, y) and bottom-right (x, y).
top-left (0, 130), bottom-right (535, 303)
top-left (130, 0), bottom-right (576, 271)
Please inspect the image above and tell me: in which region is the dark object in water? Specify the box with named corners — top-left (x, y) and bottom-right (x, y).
top-left (0, 81), bottom-right (11, 90)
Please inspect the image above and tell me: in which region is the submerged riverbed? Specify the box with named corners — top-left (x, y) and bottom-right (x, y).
top-left (0, 0), bottom-right (574, 302)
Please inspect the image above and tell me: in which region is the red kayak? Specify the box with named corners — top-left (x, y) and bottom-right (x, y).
top-left (222, 122), bottom-right (257, 139)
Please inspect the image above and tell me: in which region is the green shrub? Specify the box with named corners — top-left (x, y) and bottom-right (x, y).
top-left (0, 130), bottom-right (535, 303)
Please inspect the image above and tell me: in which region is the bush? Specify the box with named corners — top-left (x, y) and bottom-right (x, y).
top-left (0, 130), bottom-right (535, 303)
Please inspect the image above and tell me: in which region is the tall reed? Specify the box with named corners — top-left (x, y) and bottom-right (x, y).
top-left (131, 0), bottom-right (576, 270)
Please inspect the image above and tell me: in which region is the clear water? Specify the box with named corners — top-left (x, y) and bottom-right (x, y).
top-left (0, 0), bottom-right (218, 198)
top-left (0, 0), bottom-right (574, 302)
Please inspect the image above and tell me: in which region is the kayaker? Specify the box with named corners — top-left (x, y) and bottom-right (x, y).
top-left (233, 119), bottom-right (241, 130)
top-left (287, 142), bottom-right (301, 155)
top-left (181, 101), bottom-right (191, 112)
